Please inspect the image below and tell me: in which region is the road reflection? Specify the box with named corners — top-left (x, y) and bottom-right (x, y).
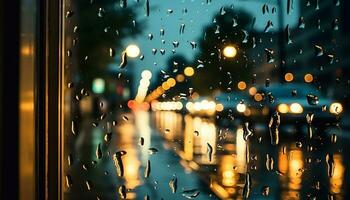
top-left (64, 109), bottom-right (347, 200)
top-left (153, 110), bottom-right (346, 200)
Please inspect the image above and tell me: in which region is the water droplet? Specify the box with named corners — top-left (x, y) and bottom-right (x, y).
top-left (332, 18), bottom-right (339, 30)
top-left (68, 154), bottom-right (73, 166)
top-left (261, 186), bottom-right (270, 196)
top-left (145, 0), bottom-right (150, 16)
top-left (148, 33), bottom-right (153, 40)
top-left (85, 180), bottom-right (92, 191)
top-left (182, 189), bottom-right (200, 199)
top-left (266, 154), bottom-right (274, 171)
top-left (190, 41), bottom-right (197, 49)
top-left (160, 28), bottom-right (165, 36)
top-left (314, 45), bottom-right (324, 57)
top-left (207, 143), bottom-right (213, 162)
top-left (264, 20), bottom-right (274, 33)
top-left (306, 113), bottom-right (314, 138)
top-left (109, 48), bottom-right (115, 57)
top-left (296, 141), bottom-right (302, 148)
top-left (243, 172), bottom-right (252, 199)
top-left (327, 54), bottom-right (335, 64)
top-left (242, 30), bottom-right (249, 43)
top-left (97, 8), bottom-right (105, 18)
top-left (104, 132), bottom-right (112, 142)
top-left (114, 151), bottom-right (127, 177)
top-left (148, 147), bottom-right (158, 154)
top-left (179, 24), bottom-right (185, 34)
top-left (298, 17), bottom-right (305, 28)
top-left (66, 11), bottom-right (74, 18)
top-left (194, 130), bottom-right (199, 136)
top-left (140, 137), bottom-right (144, 146)
top-left (285, 25), bottom-right (292, 44)
top-left (120, 0), bottom-right (127, 8)
top-left (262, 4), bottom-right (269, 14)
top-left (119, 51), bottom-right (127, 69)
top-left (265, 78), bottom-right (270, 87)
top-left (269, 112), bottom-right (280, 145)
top-left (96, 143), bottom-right (102, 159)
top-left (243, 122), bottom-right (252, 141)
top-left (65, 175), bottom-right (73, 188)
top-left (71, 120), bottom-right (77, 135)
top-left (122, 116), bottom-right (129, 121)
top-left (144, 160), bottom-right (151, 178)
top-left (118, 185), bottom-right (126, 199)
top-left (173, 41), bottom-right (179, 48)
top-left (306, 94), bottom-right (319, 105)
top-left (152, 48), bottom-right (157, 55)
top-left (169, 177), bottom-right (177, 193)
top-left (331, 134), bottom-right (337, 144)
top-left (165, 129), bottom-right (170, 134)
top-left (264, 48), bottom-right (275, 63)
top-left (326, 154), bottom-right (334, 177)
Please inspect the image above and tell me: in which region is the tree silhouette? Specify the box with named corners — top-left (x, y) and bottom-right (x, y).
top-left (71, 0), bottom-right (145, 88)
top-left (191, 7), bottom-right (255, 94)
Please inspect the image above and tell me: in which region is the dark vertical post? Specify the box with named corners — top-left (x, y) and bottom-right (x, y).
top-left (0, 0), bottom-right (20, 199)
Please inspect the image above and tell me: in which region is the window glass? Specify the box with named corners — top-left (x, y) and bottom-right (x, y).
top-left (63, 0), bottom-right (350, 199)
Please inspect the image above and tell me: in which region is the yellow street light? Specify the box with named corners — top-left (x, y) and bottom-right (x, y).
top-left (184, 67), bottom-right (195, 77)
top-left (125, 44), bottom-right (140, 58)
top-left (223, 45), bottom-right (237, 58)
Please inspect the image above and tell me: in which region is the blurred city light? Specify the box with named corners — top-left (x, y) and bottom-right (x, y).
top-left (125, 44), bottom-right (140, 58)
top-left (284, 73), bottom-right (294, 82)
top-left (330, 102), bottom-right (343, 114)
top-left (236, 103), bottom-right (246, 113)
top-left (184, 66), bottom-right (195, 77)
top-left (254, 93), bottom-right (263, 102)
top-left (141, 70), bottom-right (152, 79)
top-left (176, 74), bottom-right (185, 82)
top-left (248, 87), bottom-right (257, 96)
top-left (290, 103), bottom-right (303, 113)
top-left (277, 103), bottom-right (289, 113)
top-left (237, 81), bottom-right (247, 90)
top-left (222, 45), bottom-right (237, 58)
top-left (92, 78), bottom-right (105, 94)
top-left (304, 73), bottom-right (314, 83)
top-left (135, 70), bottom-right (152, 103)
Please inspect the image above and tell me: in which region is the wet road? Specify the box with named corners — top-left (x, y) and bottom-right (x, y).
top-left (64, 110), bottom-right (350, 200)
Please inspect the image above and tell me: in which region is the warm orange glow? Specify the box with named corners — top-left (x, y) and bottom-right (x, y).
top-left (215, 103), bottom-right (224, 112)
top-left (167, 78), bottom-right (176, 87)
top-left (254, 93), bottom-right (263, 102)
top-left (304, 73), bottom-right (313, 83)
top-left (248, 87), bottom-right (257, 96)
top-left (184, 67), bottom-right (195, 77)
top-left (278, 104), bottom-right (289, 113)
top-left (237, 81), bottom-right (247, 90)
top-left (330, 154), bottom-right (344, 194)
top-left (161, 82), bottom-right (170, 90)
top-left (223, 45), bottom-right (237, 58)
top-left (176, 74), bottom-right (185, 82)
top-left (284, 73), bottom-right (294, 82)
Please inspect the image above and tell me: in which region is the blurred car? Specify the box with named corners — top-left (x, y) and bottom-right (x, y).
top-left (213, 92), bottom-right (251, 124)
top-left (250, 83), bottom-right (343, 125)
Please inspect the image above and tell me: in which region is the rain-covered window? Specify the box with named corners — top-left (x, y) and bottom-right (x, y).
top-left (63, 0), bottom-right (350, 199)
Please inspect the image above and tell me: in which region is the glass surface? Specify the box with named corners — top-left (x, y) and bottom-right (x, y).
top-left (62, 0), bottom-right (350, 199)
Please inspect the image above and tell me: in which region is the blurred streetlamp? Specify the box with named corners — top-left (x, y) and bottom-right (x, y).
top-left (223, 45), bottom-right (237, 58)
top-left (125, 44), bottom-right (140, 58)
top-left (184, 66), bottom-right (195, 77)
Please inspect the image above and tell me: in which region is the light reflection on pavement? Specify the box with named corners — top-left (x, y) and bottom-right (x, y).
top-left (64, 110), bottom-right (347, 200)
